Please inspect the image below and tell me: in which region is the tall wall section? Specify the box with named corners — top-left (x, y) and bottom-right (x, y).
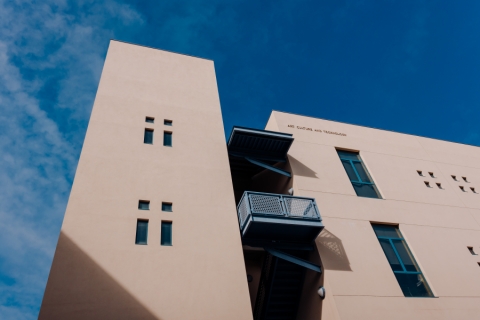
top-left (39, 41), bottom-right (252, 320)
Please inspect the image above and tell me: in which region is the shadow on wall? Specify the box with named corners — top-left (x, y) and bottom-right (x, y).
top-left (288, 156), bottom-right (318, 178)
top-left (316, 229), bottom-right (352, 272)
top-left (296, 243), bottom-right (324, 320)
top-left (39, 232), bottom-right (159, 320)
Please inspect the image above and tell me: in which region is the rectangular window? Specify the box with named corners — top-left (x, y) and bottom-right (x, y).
top-left (135, 220), bottom-right (148, 245)
top-left (146, 117), bottom-right (154, 123)
top-left (161, 221), bottom-right (172, 246)
top-left (372, 224), bottom-right (433, 297)
top-left (164, 131), bottom-right (172, 147)
top-left (337, 150), bottom-right (381, 198)
top-left (162, 202), bottom-right (172, 212)
top-left (138, 200), bottom-right (150, 210)
top-left (144, 129), bottom-right (154, 144)
top-left (164, 119), bottom-right (172, 126)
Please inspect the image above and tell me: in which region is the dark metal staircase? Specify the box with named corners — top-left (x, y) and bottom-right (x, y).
top-left (254, 252), bottom-right (308, 320)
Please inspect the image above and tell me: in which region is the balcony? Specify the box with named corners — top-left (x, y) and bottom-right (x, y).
top-left (237, 191), bottom-right (324, 247)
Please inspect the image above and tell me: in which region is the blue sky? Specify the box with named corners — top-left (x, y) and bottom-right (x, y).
top-left (1, 0), bottom-right (480, 318)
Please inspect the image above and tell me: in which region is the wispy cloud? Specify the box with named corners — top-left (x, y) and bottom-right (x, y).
top-left (0, 1), bottom-right (143, 318)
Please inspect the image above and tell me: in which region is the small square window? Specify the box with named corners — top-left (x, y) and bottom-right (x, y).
top-left (146, 117), bottom-right (154, 123)
top-left (138, 200), bottom-right (150, 210)
top-left (164, 131), bottom-right (172, 147)
top-left (460, 186), bottom-right (466, 192)
top-left (436, 183), bottom-right (442, 189)
top-left (424, 181), bottom-right (431, 188)
top-left (144, 129), bottom-right (154, 144)
top-left (417, 170), bottom-right (423, 176)
top-left (468, 247), bottom-right (477, 255)
top-left (164, 119), bottom-right (172, 126)
top-left (428, 172), bottom-right (435, 178)
top-left (452, 175), bottom-right (457, 181)
top-left (161, 221), bottom-right (172, 246)
top-left (478, 262), bottom-right (480, 267)
top-left (162, 202), bottom-right (172, 212)
top-left (463, 177), bottom-right (469, 182)
top-left (135, 220), bottom-right (148, 245)
top-left (471, 187), bottom-right (477, 193)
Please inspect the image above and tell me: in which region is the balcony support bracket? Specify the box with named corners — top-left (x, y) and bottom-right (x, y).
top-left (265, 248), bottom-right (322, 273)
top-left (245, 157), bottom-right (291, 178)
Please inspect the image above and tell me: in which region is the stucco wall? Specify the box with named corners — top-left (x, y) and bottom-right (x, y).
top-left (39, 41), bottom-right (252, 320)
top-left (267, 111), bottom-right (480, 320)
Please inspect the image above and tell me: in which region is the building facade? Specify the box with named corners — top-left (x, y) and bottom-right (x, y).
top-left (40, 41), bottom-right (480, 320)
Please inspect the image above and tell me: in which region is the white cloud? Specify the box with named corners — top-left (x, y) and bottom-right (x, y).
top-left (0, 1), bottom-right (143, 319)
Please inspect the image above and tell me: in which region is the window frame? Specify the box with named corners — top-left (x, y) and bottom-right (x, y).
top-left (162, 202), bottom-right (173, 212)
top-left (373, 224), bottom-right (434, 297)
top-left (337, 150), bottom-right (381, 198)
top-left (161, 221), bottom-right (173, 246)
top-left (144, 128), bottom-right (154, 144)
top-left (163, 131), bottom-right (172, 147)
top-left (138, 200), bottom-right (150, 210)
top-left (135, 219), bottom-right (149, 245)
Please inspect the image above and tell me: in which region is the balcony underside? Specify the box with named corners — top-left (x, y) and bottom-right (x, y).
top-left (242, 215), bottom-right (324, 245)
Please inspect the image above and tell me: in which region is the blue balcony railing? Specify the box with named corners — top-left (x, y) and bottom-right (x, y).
top-left (237, 191), bottom-right (321, 231)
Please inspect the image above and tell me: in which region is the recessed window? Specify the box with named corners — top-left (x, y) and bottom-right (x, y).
top-left (452, 175), bottom-right (457, 181)
top-left (417, 170), bottom-right (423, 176)
top-left (460, 186), bottom-right (466, 192)
top-left (144, 129), bottom-right (154, 144)
top-left (337, 150), bottom-right (381, 199)
top-left (462, 177), bottom-right (469, 182)
top-left (372, 224), bottom-right (434, 297)
top-left (164, 131), bottom-right (172, 147)
top-left (436, 183), bottom-right (442, 189)
top-left (138, 200), bottom-right (150, 210)
top-left (428, 172), bottom-right (435, 178)
top-left (146, 117), bottom-right (154, 123)
top-left (424, 181), bottom-right (431, 188)
top-left (162, 202), bottom-right (172, 212)
top-left (468, 247), bottom-right (477, 255)
top-left (135, 220), bottom-right (148, 245)
top-left (161, 221), bottom-right (172, 246)
top-left (164, 119), bottom-right (172, 126)
top-left (471, 187), bottom-right (477, 193)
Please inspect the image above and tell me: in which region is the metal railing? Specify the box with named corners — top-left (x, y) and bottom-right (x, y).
top-left (237, 191), bottom-right (321, 230)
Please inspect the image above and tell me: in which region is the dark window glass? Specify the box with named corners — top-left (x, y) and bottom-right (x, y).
top-left (138, 200), bottom-right (150, 210)
top-left (161, 222), bottom-right (172, 246)
top-left (379, 239), bottom-right (403, 271)
top-left (164, 132), bottom-right (172, 147)
top-left (146, 117), bottom-right (154, 123)
top-left (135, 220), bottom-right (148, 245)
top-left (164, 119), bottom-right (172, 126)
top-left (468, 247), bottom-right (477, 255)
top-left (372, 224), bottom-right (433, 297)
top-left (341, 160), bottom-right (358, 181)
top-left (337, 150), bottom-right (359, 161)
top-left (162, 202), bottom-right (172, 212)
top-left (352, 183), bottom-right (380, 198)
top-left (337, 150), bottom-right (381, 199)
top-left (144, 129), bottom-right (153, 144)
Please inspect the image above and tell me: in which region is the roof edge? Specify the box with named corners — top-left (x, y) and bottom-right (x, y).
top-left (110, 39), bottom-right (213, 61)
top-left (271, 110), bottom-right (480, 149)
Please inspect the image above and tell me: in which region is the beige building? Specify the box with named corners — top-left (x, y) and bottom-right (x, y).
top-left (40, 40), bottom-right (480, 320)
